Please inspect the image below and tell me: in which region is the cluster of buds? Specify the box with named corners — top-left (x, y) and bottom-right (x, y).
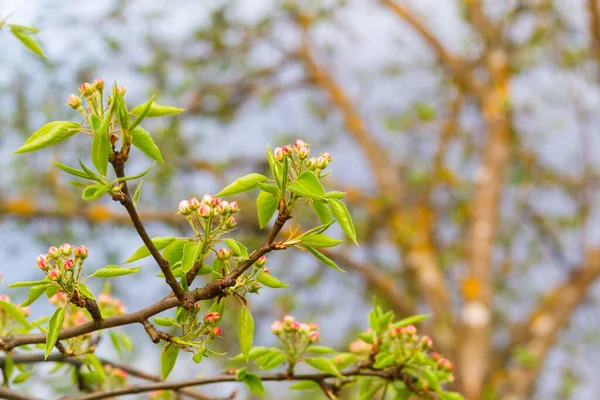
top-left (178, 195), bottom-right (239, 229)
top-left (273, 139), bottom-right (312, 162)
top-left (98, 293), bottom-right (127, 316)
top-left (388, 324), bottom-right (418, 340)
top-left (271, 315), bottom-right (320, 343)
top-left (203, 311), bottom-right (221, 325)
top-left (62, 308), bottom-right (89, 329)
top-left (0, 294), bottom-right (31, 319)
top-left (36, 244), bottom-right (88, 282)
top-left (78, 78), bottom-right (105, 97)
top-left (305, 152), bottom-right (332, 171)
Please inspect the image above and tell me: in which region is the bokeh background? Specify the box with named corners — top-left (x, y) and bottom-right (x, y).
top-left (1, 0), bottom-right (600, 399)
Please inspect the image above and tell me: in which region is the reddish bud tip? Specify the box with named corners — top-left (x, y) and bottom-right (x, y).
top-left (217, 248), bottom-right (231, 260)
top-left (188, 197), bottom-right (201, 210)
top-left (225, 216), bottom-right (237, 229)
top-left (211, 327), bottom-right (222, 336)
top-left (298, 146), bottom-right (309, 160)
top-left (74, 245), bottom-right (89, 259)
top-left (204, 312), bottom-right (221, 324)
top-left (202, 194), bottom-right (213, 204)
top-left (37, 254), bottom-right (49, 270)
top-left (48, 246), bottom-right (59, 259)
top-left (217, 201), bottom-right (230, 214)
top-left (256, 255), bottom-right (267, 267)
top-left (116, 85), bottom-right (127, 96)
top-left (270, 320), bottom-right (283, 334)
top-left (62, 259), bottom-right (74, 271)
top-left (80, 82), bottom-right (95, 96)
top-left (178, 200), bottom-right (191, 215)
top-left (308, 330), bottom-right (320, 343)
top-left (274, 147), bottom-right (284, 161)
top-left (198, 204), bottom-right (212, 218)
top-left (0, 294), bottom-right (10, 303)
top-left (93, 78), bottom-right (105, 91)
top-left (282, 145), bottom-right (292, 155)
top-left (48, 269), bottom-right (60, 281)
top-left (229, 201), bottom-right (239, 213)
top-left (293, 139), bottom-right (307, 150)
top-left (67, 94), bottom-right (82, 109)
top-left (59, 243), bottom-right (73, 256)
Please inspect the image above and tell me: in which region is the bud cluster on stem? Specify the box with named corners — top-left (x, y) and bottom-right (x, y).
top-left (270, 315), bottom-right (320, 371)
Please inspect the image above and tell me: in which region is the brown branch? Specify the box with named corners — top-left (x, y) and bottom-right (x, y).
top-left (0, 353), bottom-right (212, 400)
top-left (589, 0), bottom-right (600, 77)
top-left (0, 387), bottom-right (38, 400)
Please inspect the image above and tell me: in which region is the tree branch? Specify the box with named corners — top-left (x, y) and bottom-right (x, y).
top-left (0, 387), bottom-right (38, 400)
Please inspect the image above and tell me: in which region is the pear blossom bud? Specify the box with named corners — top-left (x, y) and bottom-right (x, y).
top-left (431, 352), bottom-right (441, 361)
top-left (229, 201), bottom-right (239, 213)
top-left (67, 94), bottom-right (82, 109)
top-left (309, 322), bottom-right (318, 331)
top-left (419, 336), bottom-right (433, 350)
top-left (202, 194), bottom-right (213, 204)
top-left (225, 216), bottom-right (237, 228)
top-left (349, 339), bottom-right (372, 354)
top-left (211, 327), bottom-right (222, 337)
top-left (297, 146), bottom-right (309, 159)
top-left (113, 368), bottom-right (127, 381)
top-left (211, 197), bottom-right (221, 207)
top-left (263, 268), bottom-right (270, 274)
top-left (0, 294), bottom-right (10, 303)
top-left (194, 301), bottom-right (201, 309)
top-left (308, 331), bottom-right (320, 342)
top-left (20, 305), bottom-right (31, 316)
top-left (405, 324), bottom-right (417, 335)
top-left (322, 152), bottom-right (332, 162)
top-left (217, 248), bottom-right (231, 260)
top-left (188, 197), bottom-right (201, 210)
top-left (62, 259), bottom-right (74, 271)
top-left (98, 293), bottom-right (112, 305)
top-left (270, 320), bottom-right (283, 334)
top-left (116, 85), bottom-right (127, 96)
top-left (282, 145), bottom-right (292, 156)
top-left (306, 157), bottom-right (317, 168)
top-left (93, 78), bottom-right (105, 91)
top-left (204, 312), bottom-right (221, 324)
top-left (256, 255), bottom-right (267, 267)
top-left (37, 254), bottom-right (49, 270)
top-left (198, 204), bottom-right (212, 218)
top-left (283, 315), bottom-right (295, 325)
top-left (217, 201), bottom-right (230, 214)
top-left (299, 323), bottom-right (310, 334)
top-left (438, 358), bottom-right (454, 371)
top-left (74, 245), bottom-right (89, 259)
top-left (59, 243), bottom-right (73, 256)
top-left (274, 147), bottom-right (284, 161)
top-left (316, 156), bottom-right (327, 168)
top-left (178, 200), bottom-right (191, 215)
top-left (293, 139), bottom-right (306, 150)
top-left (48, 246), bottom-right (59, 259)
top-left (80, 82), bottom-right (95, 96)
top-left (48, 269), bottom-right (60, 281)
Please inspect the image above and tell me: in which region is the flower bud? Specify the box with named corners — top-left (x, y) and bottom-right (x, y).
top-left (20, 305), bottom-right (31, 316)
top-left (217, 201), bottom-right (230, 214)
top-left (59, 243), bottom-right (73, 257)
top-left (229, 201), bottom-right (239, 213)
top-left (299, 323), bottom-right (310, 334)
top-left (283, 315), bottom-right (295, 325)
top-left (225, 216), bottom-right (237, 229)
top-left (204, 312), bottom-right (221, 324)
top-left (316, 156), bottom-right (327, 168)
top-left (211, 197), bottom-right (221, 207)
top-left (431, 352), bottom-right (441, 361)
top-left (293, 139), bottom-right (307, 150)
top-left (308, 331), bottom-right (320, 343)
top-left (263, 268), bottom-right (270, 274)
top-left (178, 200), bottom-right (191, 215)
top-left (309, 322), bottom-right (318, 331)
top-left (438, 358), bottom-right (454, 371)
top-left (116, 85), bottom-right (127, 96)
top-left (48, 269), bottom-right (60, 281)
top-left (202, 194), bottom-right (213, 204)
top-left (211, 327), bottom-right (222, 337)
top-left (62, 259), bottom-right (74, 271)
top-left (198, 204), bottom-right (212, 218)
top-left (98, 293), bottom-right (112, 305)
top-left (67, 94), bottom-right (82, 109)
top-left (419, 335), bottom-right (433, 350)
top-left (0, 294), bottom-right (10, 303)
top-left (80, 82), bottom-right (95, 96)
top-left (113, 368), bottom-right (127, 381)
top-left (256, 255), bottom-right (267, 267)
top-left (349, 339), bottom-right (372, 354)
top-left (274, 147), bottom-right (284, 161)
top-left (194, 301), bottom-right (201, 309)
top-left (48, 246), bottom-right (59, 259)
top-left (405, 324), bottom-right (417, 335)
top-left (74, 245), bottom-right (89, 259)
top-left (297, 146), bottom-right (309, 160)
top-left (282, 145), bottom-right (292, 156)
top-left (306, 157), bottom-right (317, 168)
top-left (37, 254), bottom-right (49, 270)
top-left (217, 248), bottom-right (231, 260)
top-left (270, 320), bottom-right (283, 334)
top-left (322, 152), bottom-right (332, 162)
top-left (93, 78), bottom-right (105, 91)
top-left (188, 197), bottom-right (201, 210)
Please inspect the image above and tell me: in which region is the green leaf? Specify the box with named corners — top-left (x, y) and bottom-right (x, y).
top-left (267, 147), bottom-right (285, 189)
top-left (113, 163), bottom-right (155, 182)
top-left (311, 199), bottom-right (333, 224)
top-left (131, 101), bottom-right (184, 118)
top-left (256, 182), bottom-right (279, 195)
top-left (125, 237), bottom-right (176, 263)
top-left (305, 357), bottom-right (343, 378)
top-left (0, 301), bottom-right (29, 327)
top-left (77, 283), bottom-right (95, 300)
top-left (161, 344), bottom-right (180, 380)
top-left (91, 115), bottom-right (109, 176)
top-left (324, 191), bottom-right (346, 199)
top-left (7, 280), bottom-right (48, 288)
top-left (162, 239), bottom-right (188, 266)
top-left (242, 373), bottom-right (264, 396)
top-left (287, 171), bottom-right (325, 199)
top-left (422, 367), bottom-right (442, 393)
top-left (256, 191), bottom-right (278, 229)
top-left (327, 198), bottom-right (358, 246)
top-left (8, 24), bottom-right (40, 33)
top-left (224, 238), bottom-right (248, 259)
top-left (154, 317), bottom-right (179, 327)
top-left (131, 126), bottom-right (165, 163)
top-left (304, 246), bottom-right (345, 273)
top-left (238, 307), bottom-right (254, 362)
top-left (22, 284), bottom-right (50, 307)
top-left (391, 314), bottom-right (430, 329)
top-left (4, 355), bottom-right (14, 382)
top-left (91, 265), bottom-right (142, 278)
top-left (84, 354), bottom-right (107, 384)
top-left (53, 162), bottom-right (93, 180)
top-left (216, 173), bottom-right (268, 197)
top-left (14, 122), bottom-right (80, 154)
top-left (306, 345), bottom-right (336, 354)
top-left (441, 392), bottom-right (465, 400)
top-left (289, 381), bottom-right (320, 390)
top-left (256, 272), bottom-right (289, 288)
top-left (12, 371), bottom-right (33, 385)
top-left (132, 181), bottom-right (143, 207)
top-left (181, 242), bottom-right (202, 273)
top-left (331, 352), bottom-right (357, 370)
top-left (259, 353), bottom-right (287, 370)
top-left (299, 233), bottom-right (343, 248)
top-left (78, 159), bottom-right (103, 182)
top-left (82, 184), bottom-right (107, 201)
top-left (45, 306), bottom-right (66, 359)
top-left (10, 27), bottom-right (46, 58)
top-left (373, 352), bottom-right (396, 369)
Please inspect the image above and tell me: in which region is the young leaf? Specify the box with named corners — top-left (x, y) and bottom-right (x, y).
top-left (216, 173), bottom-right (268, 197)
top-left (7, 280), bottom-right (48, 288)
top-left (10, 27), bottom-right (46, 58)
top-left (91, 115), bottom-right (109, 175)
top-left (256, 191), bottom-right (278, 229)
top-left (224, 239), bottom-right (248, 259)
top-left (373, 352), bottom-right (396, 369)
top-left (125, 237), bottom-right (176, 263)
top-left (332, 353), bottom-right (357, 370)
top-left (242, 373), bottom-right (264, 396)
top-left (131, 101), bottom-right (183, 118)
top-left (0, 301), bottom-right (29, 327)
top-left (289, 381), bottom-right (320, 390)
top-left (259, 353), bottom-right (287, 370)
top-left (113, 163), bottom-right (155, 182)
top-left (304, 246), bottom-right (346, 273)
top-left (12, 371), bottom-right (33, 385)
top-left (305, 357), bottom-right (344, 378)
top-left (311, 199), bottom-right (333, 224)
top-left (266, 147), bottom-right (285, 189)
top-left (82, 184), bottom-right (107, 201)
top-left (181, 242), bottom-right (202, 273)
top-left (77, 283), bottom-right (96, 300)
top-left (162, 239), bottom-right (188, 266)
top-left (391, 314), bottom-right (430, 328)
top-left (306, 345), bottom-right (336, 354)
top-left (256, 272), bottom-right (289, 288)
top-left (238, 307), bottom-right (254, 362)
top-left (132, 181), bottom-right (143, 207)
top-left (153, 317), bottom-right (179, 327)
top-left (287, 171), bottom-right (325, 200)
top-left (91, 265), bottom-right (141, 278)
top-left (52, 162), bottom-right (93, 180)
top-left (45, 306), bottom-right (66, 359)
top-left (14, 122), bottom-right (80, 154)
top-left (161, 344), bottom-right (180, 380)
top-left (256, 182), bottom-right (279, 195)
top-left (22, 284), bottom-right (50, 307)
top-left (299, 233), bottom-right (343, 248)
top-left (131, 126), bottom-right (165, 163)
top-left (327, 198), bottom-right (358, 246)
top-left (324, 191), bottom-right (346, 199)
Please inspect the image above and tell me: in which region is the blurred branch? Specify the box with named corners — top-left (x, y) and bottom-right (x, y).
top-left (0, 387), bottom-right (36, 400)
top-left (588, 0), bottom-right (600, 75)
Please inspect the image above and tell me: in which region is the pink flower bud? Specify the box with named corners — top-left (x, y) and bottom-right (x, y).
top-left (116, 85), bottom-right (127, 96)
top-left (263, 268), bottom-right (270, 274)
top-left (308, 331), bottom-right (320, 343)
top-left (37, 254), bottom-right (49, 270)
top-left (80, 82), bottom-right (95, 95)
top-left (194, 301), bottom-right (201, 309)
top-left (293, 139), bottom-right (307, 150)
top-left (48, 246), bottom-right (59, 259)
top-left (74, 245), bottom-right (89, 259)
top-left (405, 324), bottom-right (417, 335)
top-left (349, 339), bottom-right (372, 354)
top-left (438, 358), bottom-right (454, 371)
top-left (217, 248), bottom-right (231, 260)
top-left (229, 201), bottom-right (239, 213)
top-left (113, 368), bottom-right (127, 381)
top-left (283, 315), bottom-right (295, 325)
top-left (225, 216), bottom-right (237, 228)
top-left (48, 269), bottom-right (60, 281)
top-left (62, 259), bottom-right (74, 271)
top-left (316, 156), bottom-right (327, 168)
top-left (59, 243), bottom-right (73, 256)
top-left (204, 312), bottom-right (221, 324)
top-left (270, 320), bottom-right (283, 334)
top-left (202, 194), bottom-right (213, 204)
top-left (211, 327), bottom-right (222, 337)
top-left (274, 147), bottom-right (284, 161)
top-left (289, 321), bottom-right (300, 331)
top-left (93, 78), bottom-right (105, 91)
top-left (431, 352), bottom-right (441, 361)
top-left (178, 200), bottom-right (191, 215)
top-left (67, 94), bottom-right (82, 109)
top-left (188, 197), bottom-right (201, 210)
top-left (211, 197), bottom-right (221, 207)
top-left (282, 145), bottom-right (292, 156)
top-left (98, 293), bottom-right (112, 305)
top-left (420, 336), bottom-right (433, 349)
top-left (306, 157), bottom-right (317, 168)
top-left (0, 294), bottom-right (10, 303)
top-left (198, 204), bottom-right (212, 218)
top-left (322, 152), bottom-right (332, 162)
top-left (299, 323), bottom-right (310, 334)
top-left (217, 201), bottom-right (230, 214)
top-left (256, 255), bottom-right (267, 267)
top-left (297, 146), bottom-right (309, 159)
top-left (309, 322), bottom-right (318, 331)
top-left (20, 305), bottom-right (31, 316)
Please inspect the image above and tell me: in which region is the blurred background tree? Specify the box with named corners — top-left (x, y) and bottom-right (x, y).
top-left (1, 0), bottom-right (600, 399)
